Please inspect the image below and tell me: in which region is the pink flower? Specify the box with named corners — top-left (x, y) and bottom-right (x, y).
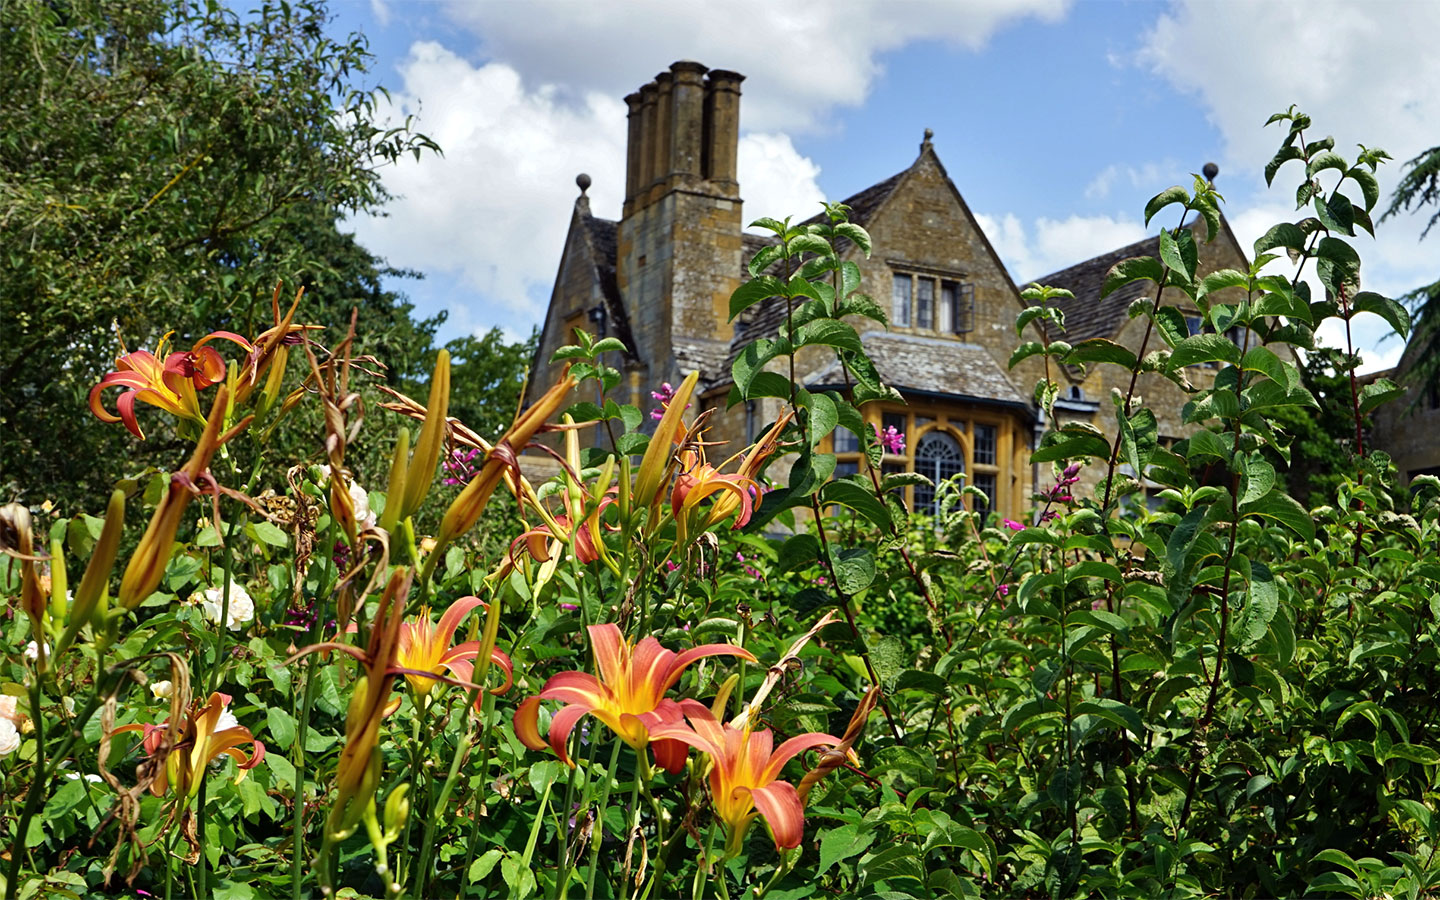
top-left (649, 382), bottom-right (691, 422)
top-left (998, 583), bottom-right (1010, 596)
top-left (664, 560), bottom-right (680, 572)
top-left (442, 447), bottom-right (482, 486)
top-left (1002, 518), bottom-right (1025, 532)
top-left (872, 423), bottom-right (905, 454)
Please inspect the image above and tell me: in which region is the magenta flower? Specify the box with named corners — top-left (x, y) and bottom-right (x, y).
top-left (442, 447), bottom-right (482, 486)
top-left (649, 382), bottom-right (691, 422)
top-left (872, 423), bottom-right (905, 454)
top-left (998, 583), bottom-right (1010, 596)
top-left (1002, 518), bottom-right (1025, 532)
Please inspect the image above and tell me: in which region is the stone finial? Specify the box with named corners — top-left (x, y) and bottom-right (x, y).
top-left (1203, 161), bottom-right (1219, 182)
top-left (921, 128), bottom-right (934, 152)
top-left (576, 173), bottom-right (592, 195)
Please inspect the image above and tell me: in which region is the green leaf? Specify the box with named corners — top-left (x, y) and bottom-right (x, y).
top-left (1238, 452), bottom-right (1276, 505)
top-left (1158, 228), bottom-right (1198, 283)
top-left (787, 233), bottom-right (833, 258)
top-left (820, 479), bottom-right (892, 530)
top-left (1265, 145), bottom-right (1303, 186)
top-left (1347, 166), bottom-right (1381, 211)
top-left (835, 223), bottom-right (872, 255)
top-left (1153, 306), bottom-right (1190, 349)
top-left (818, 823), bottom-right (876, 877)
top-left (1351, 291), bottom-right (1411, 338)
top-left (831, 547), bottom-right (877, 594)
top-left (1315, 192), bottom-right (1355, 236)
top-left (1064, 339), bottom-right (1137, 369)
top-left (747, 244), bottom-right (784, 277)
top-left (1031, 430), bottom-right (1111, 464)
top-left (1389, 744), bottom-right (1440, 765)
top-left (1144, 185), bottom-right (1189, 226)
top-left (777, 534), bottom-right (822, 573)
top-left (1009, 341), bottom-right (1045, 369)
top-left (1306, 149), bottom-right (1349, 180)
top-left (1101, 256), bottom-right (1164, 299)
top-left (1254, 222), bottom-right (1306, 256)
top-left (731, 337), bottom-right (790, 397)
top-left (266, 707), bottom-right (297, 750)
top-left (250, 521), bottom-right (289, 548)
top-left (729, 275), bottom-right (785, 320)
top-left (1359, 378), bottom-right (1405, 415)
top-left (1169, 333), bottom-right (1241, 370)
top-left (794, 319), bottom-right (863, 353)
top-left (1076, 698), bottom-right (1145, 736)
top-left (1117, 406), bottom-right (1158, 476)
top-left (838, 292), bottom-right (889, 325)
top-left (1240, 489), bottom-right (1315, 542)
top-left (1236, 560), bottom-right (1278, 647)
top-left (1240, 347), bottom-right (1287, 385)
top-left (1315, 237), bottom-right (1361, 298)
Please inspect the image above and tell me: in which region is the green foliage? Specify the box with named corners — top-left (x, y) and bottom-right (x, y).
top-left (0, 0), bottom-right (441, 505)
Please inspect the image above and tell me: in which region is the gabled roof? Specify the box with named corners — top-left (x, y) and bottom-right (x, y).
top-left (1033, 232), bottom-right (1163, 343)
top-left (805, 331), bottom-right (1030, 411)
top-left (581, 215), bottom-right (640, 363)
top-left (727, 169), bottom-right (908, 374)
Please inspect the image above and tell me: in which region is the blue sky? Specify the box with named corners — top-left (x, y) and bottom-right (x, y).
top-left (331, 0), bottom-right (1440, 373)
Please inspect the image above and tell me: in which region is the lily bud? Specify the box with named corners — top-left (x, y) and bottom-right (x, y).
top-left (69, 490), bottom-right (124, 634)
top-left (120, 387), bottom-right (233, 609)
top-left (633, 371), bottom-right (699, 512)
top-left (48, 535), bottom-right (67, 625)
top-left (434, 371), bottom-right (577, 551)
top-left (400, 349), bottom-right (450, 521)
top-left (383, 782), bottom-right (411, 840)
top-left (378, 427), bottom-right (410, 534)
top-left (256, 345), bottom-right (290, 418)
top-left (0, 503), bottom-right (45, 640)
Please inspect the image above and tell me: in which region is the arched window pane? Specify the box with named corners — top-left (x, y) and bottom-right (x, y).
top-left (912, 431), bottom-right (964, 517)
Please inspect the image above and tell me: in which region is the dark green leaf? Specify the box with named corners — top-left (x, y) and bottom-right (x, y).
top-left (1351, 291), bottom-right (1411, 338)
top-left (729, 275), bottom-right (785, 319)
top-left (1101, 256), bottom-right (1164, 299)
top-left (794, 319), bottom-right (863, 353)
top-left (1064, 339), bottom-right (1137, 369)
top-left (1144, 185), bottom-right (1189, 226)
top-left (1169, 333), bottom-right (1241, 370)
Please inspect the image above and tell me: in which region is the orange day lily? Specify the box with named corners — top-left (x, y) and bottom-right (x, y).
top-left (670, 411), bottom-right (791, 542)
top-left (648, 699), bottom-right (843, 854)
top-left (392, 596), bottom-right (514, 708)
top-left (514, 624), bottom-right (756, 773)
top-left (114, 692), bottom-right (265, 800)
top-left (89, 331), bottom-right (251, 439)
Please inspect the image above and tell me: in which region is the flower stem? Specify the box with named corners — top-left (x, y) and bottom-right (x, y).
top-left (583, 740), bottom-right (625, 900)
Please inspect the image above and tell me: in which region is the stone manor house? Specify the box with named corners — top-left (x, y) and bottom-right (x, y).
top-left (524, 61), bottom-right (1277, 521)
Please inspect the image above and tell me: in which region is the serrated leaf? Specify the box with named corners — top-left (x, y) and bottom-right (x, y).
top-left (820, 480), bottom-right (891, 530)
top-left (1031, 431), bottom-right (1111, 465)
top-left (1158, 228), bottom-right (1198, 283)
top-left (1254, 222), bottom-right (1307, 256)
top-left (1198, 269), bottom-right (1249, 302)
top-left (777, 534), bottom-right (821, 573)
top-left (1265, 145), bottom-right (1303, 186)
top-left (1359, 378), bottom-right (1406, 415)
top-left (1009, 341), bottom-right (1046, 369)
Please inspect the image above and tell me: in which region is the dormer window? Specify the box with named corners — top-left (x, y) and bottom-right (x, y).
top-left (890, 268), bottom-right (974, 335)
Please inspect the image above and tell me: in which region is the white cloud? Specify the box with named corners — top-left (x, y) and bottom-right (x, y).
top-left (369, 0), bottom-right (390, 28)
top-left (737, 133), bottom-right (825, 229)
top-left (351, 45), bottom-right (830, 325)
top-left (1084, 160), bottom-right (1181, 201)
top-left (1139, 0), bottom-right (1440, 364)
top-left (440, 0), bottom-right (1070, 133)
top-left (976, 212), bottom-right (1147, 283)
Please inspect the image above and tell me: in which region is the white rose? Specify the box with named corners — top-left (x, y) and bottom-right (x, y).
top-left (200, 582), bottom-right (255, 631)
top-left (318, 465), bottom-right (375, 530)
top-left (215, 709), bottom-right (240, 732)
top-left (23, 641), bottom-right (45, 661)
top-left (0, 719), bottom-right (19, 756)
top-left (349, 481), bottom-right (376, 530)
top-left (150, 680), bottom-right (173, 700)
top-left (0, 695), bottom-right (18, 723)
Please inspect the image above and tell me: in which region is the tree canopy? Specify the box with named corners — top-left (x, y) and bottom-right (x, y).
top-left (0, 0), bottom-right (530, 506)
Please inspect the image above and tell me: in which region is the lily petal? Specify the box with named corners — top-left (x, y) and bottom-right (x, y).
top-left (513, 696), bottom-right (547, 751)
top-left (748, 781), bottom-right (806, 849)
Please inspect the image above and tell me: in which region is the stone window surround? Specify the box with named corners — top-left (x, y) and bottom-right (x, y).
top-left (887, 260), bottom-right (974, 336)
